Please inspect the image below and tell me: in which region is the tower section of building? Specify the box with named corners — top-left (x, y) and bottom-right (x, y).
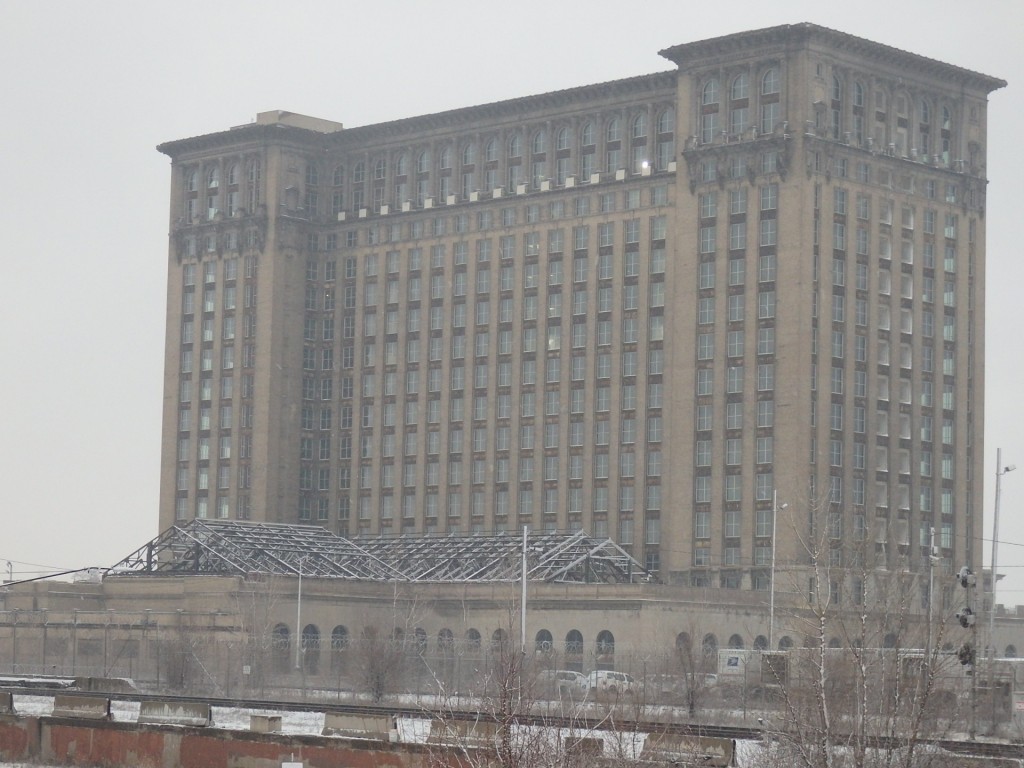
top-left (662, 24), bottom-right (1003, 594)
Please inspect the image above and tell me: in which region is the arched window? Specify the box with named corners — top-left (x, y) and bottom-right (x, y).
top-left (439, 146), bottom-right (452, 170)
top-left (416, 151), bottom-right (430, 174)
top-left (461, 143), bottom-right (476, 166)
top-left (828, 637), bottom-right (841, 648)
top-left (565, 629), bottom-right (583, 654)
top-left (332, 165), bottom-right (345, 186)
top-left (301, 624), bottom-right (320, 675)
top-left (330, 625), bottom-right (348, 673)
top-left (185, 169), bottom-right (198, 193)
top-left (207, 167), bottom-right (219, 189)
top-left (271, 623), bottom-right (290, 673)
top-left (373, 158), bottom-right (386, 179)
top-left (556, 127), bottom-right (570, 151)
top-left (605, 117), bottom-right (620, 143)
top-left (753, 635), bottom-right (768, 651)
top-left (883, 632), bottom-right (897, 649)
top-left (632, 114), bottom-right (647, 140)
top-left (465, 628), bottom-right (482, 649)
top-left (731, 73), bottom-right (749, 102)
top-left (919, 100), bottom-right (933, 154)
top-left (676, 632), bottom-right (692, 654)
top-left (727, 634), bottom-right (744, 650)
top-left (830, 74), bottom-right (843, 138)
top-left (702, 634), bottom-right (718, 660)
top-left (395, 154), bottom-right (408, 176)
top-left (491, 628), bottom-right (509, 652)
top-left (535, 629), bottom-right (553, 653)
top-left (227, 164), bottom-right (239, 186)
top-left (853, 81), bottom-right (865, 108)
top-left (596, 630), bottom-right (615, 655)
top-left (508, 134), bottom-right (522, 158)
top-left (531, 130), bottom-right (546, 155)
top-left (438, 628), bottom-right (455, 652)
top-left (581, 122), bottom-right (595, 147)
top-left (352, 161), bottom-right (365, 183)
top-left (778, 635), bottom-right (794, 650)
top-left (702, 79), bottom-right (720, 106)
top-left (1005, 644), bottom-right (1018, 658)
top-left (656, 109), bottom-right (675, 135)
top-left (761, 67), bottom-right (780, 95)
top-left (413, 627), bottom-right (427, 653)
top-left (484, 138), bottom-right (497, 163)
top-left (941, 106), bottom-right (953, 164)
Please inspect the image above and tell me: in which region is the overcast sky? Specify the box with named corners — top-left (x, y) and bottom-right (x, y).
top-left (1, 0), bottom-right (1022, 602)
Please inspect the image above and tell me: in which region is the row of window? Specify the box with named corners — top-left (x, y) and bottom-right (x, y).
top-left (698, 68), bottom-right (782, 142)
top-left (328, 109), bottom-right (675, 185)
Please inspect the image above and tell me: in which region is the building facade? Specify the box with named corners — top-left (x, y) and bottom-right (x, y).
top-left (156, 24), bottom-right (1004, 592)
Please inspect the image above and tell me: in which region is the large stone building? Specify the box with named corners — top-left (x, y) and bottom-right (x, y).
top-left (156, 23), bottom-right (1004, 595)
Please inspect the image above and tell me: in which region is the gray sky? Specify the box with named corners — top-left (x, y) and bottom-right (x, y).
top-left (1, 0), bottom-right (1022, 602)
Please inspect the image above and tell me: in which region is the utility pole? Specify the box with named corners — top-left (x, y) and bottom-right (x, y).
top-left (956, 566), bottom-right (978, 740)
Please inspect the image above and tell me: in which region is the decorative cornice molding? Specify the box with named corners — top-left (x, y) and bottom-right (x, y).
top-left (659, 23), bottom-right (1006, 94)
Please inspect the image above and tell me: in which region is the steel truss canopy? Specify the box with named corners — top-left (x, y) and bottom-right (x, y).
top-left (109, 520), bottom-right (654, 584)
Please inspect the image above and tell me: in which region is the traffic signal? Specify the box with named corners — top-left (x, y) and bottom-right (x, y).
top-left (957, 566), bottom-right (976, 589)
top-left (956, 607), bottom-right (976, 628)
top-left (957, 642), bottom-right (975, 667)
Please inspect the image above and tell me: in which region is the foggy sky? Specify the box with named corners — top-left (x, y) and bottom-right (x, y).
top-left (1, 0), bottom-right (1022, 602)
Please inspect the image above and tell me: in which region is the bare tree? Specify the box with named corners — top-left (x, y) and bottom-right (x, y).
top-left (759, 492), bottom-right (961, 768)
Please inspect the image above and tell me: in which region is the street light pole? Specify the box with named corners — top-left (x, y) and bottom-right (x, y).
top-left (926, 526), bottom-right (936, 667)
top-left (295, 556), bottom-right (304, 671)
top-left (769, 491), bottom-right (788, 650)
top-left (521, 525), bottom-right (528, 653)
top-left (988, 449), bottom-right (1014, 729)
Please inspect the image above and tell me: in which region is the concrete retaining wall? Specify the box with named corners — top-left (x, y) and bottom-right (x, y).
top-left (51, 694), bottom-right (110, 720)
top-left (0, 714), bottom-right (440, 767)
top-left (137, 700), bottom-right (212, 727)
top-left (321, 711), bottom-right (396, 740)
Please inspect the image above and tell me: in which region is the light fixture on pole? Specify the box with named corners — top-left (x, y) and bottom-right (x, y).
top-left (769, 490), bottom-right (788, 650)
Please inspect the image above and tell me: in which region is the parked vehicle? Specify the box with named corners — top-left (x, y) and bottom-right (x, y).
top-left (642, 673), bottom-right (687, 702)
top-left (535, 669), bottom-right (587, 698)
top-left (584, 670), bottom-right (638, 696)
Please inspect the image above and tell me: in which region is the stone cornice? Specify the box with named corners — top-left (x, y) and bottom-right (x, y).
top-left (157, 123), bottom-right (327, 161)
top-left (659, 23), bottom-right (1006, 94)
top-left (157, 70), bottom-right (679, 161)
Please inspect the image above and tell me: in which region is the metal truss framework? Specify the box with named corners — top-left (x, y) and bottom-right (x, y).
top-left (110, 520), bottom-right (653, 584)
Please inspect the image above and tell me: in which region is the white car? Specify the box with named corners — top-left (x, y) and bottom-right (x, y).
top-left (585, 670), bottom-right (638, 696)
top-left (536, 669), bottom-right (587, 697)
